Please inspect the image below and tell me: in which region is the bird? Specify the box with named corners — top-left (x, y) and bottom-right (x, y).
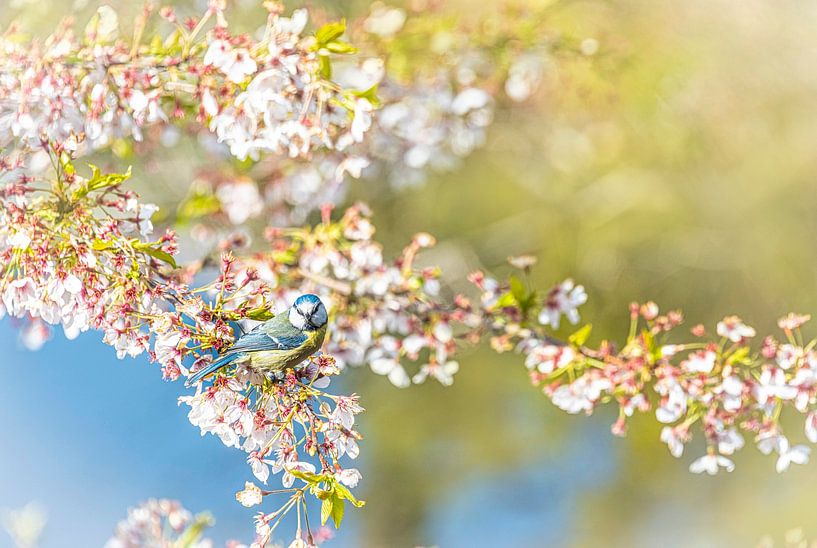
top-left (184, 293), bottom-right (328, 388)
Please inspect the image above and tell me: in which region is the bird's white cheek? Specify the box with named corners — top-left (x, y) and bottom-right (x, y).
top-left (289, 308), bottom-right (306, 330)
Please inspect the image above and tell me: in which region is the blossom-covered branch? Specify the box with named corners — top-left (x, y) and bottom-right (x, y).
top-left (0, 2), bottom-right (370, 167)
top-left (0, 148), bottom-right (364, 545)
top-left (168, 1), bottom-right (581, 225)
top-left (10, 145), bottom-right (817, 484)
top-left (471, 263), bottom-right (817, 475)
top-left (2, 1), bottom-right (583, 232)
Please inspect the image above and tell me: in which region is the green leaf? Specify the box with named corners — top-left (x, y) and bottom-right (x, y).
top-left (61, 154), bottom-right (76, 177)
top-left (316, 21), bottom-right (346, 46)
top-left (245, 307), bottom-right (274, 321)
top-left (333, 483), bottom-right (365, 507)
top-left (84, 164), bottom-right (132, 192)
top-left (509, 275), bottom-right (527, 305)
top-left (325, 40), bottom-right (358, 54)
top-left (128, 259), bottom-right (141, 280)
top-left (177, 190), bottom-right (221, 223)
top-left (727, 346), bottom-right (751, 366)
top-left (641, 329), bottom-right (659, 361)
top-left (271, 249), bottom-right (298, 265)
top-left (134, 242), bottom-right (177, 269)
top-left (350, 84), bottom-right (381, 107)
top-left (318, 55), bottom-right (332, 79)
top-left (495, 291), bottom-right (516, 309)
top-left (91, 239), bottom-right (114, 251)
top-left (288, 468), bottom-right (322, 483)
top-left (320, 498), bottom-right (332, 526)
top-left (162, 29), bottom-right (181, 50)
top-left (331, 495), bottom-right (345, 528)
top-left (569, 324), bottom-right (592, 347)
top-left (143, 248), bottom-right (177, 269)
top-left (176, 513), bottom-right (214, 547)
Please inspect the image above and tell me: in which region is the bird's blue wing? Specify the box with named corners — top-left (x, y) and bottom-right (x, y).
top-left (228, 328), bottom-right (306, 353)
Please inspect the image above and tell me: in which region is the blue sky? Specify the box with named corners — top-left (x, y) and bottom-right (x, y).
top-left (0, 322), bottom-right (271, 546)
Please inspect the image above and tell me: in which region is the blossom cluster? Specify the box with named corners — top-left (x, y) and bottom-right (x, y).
top-left (106, 498), bottom-right (338, 548)
top-left (0, 149), bottom-right (365, 544)
top-left (179, 353), bottom-right (364, 545)
top-left (343, 2), bottom-right (543, 188)
top-left (185, 203), bottom-right (469, 389)
top-left (758, 529), bottom-right (817, 548)
top-left (0, 2), bottom-right (369, 169)
top-left (13, 142), bottom-right (817, 491)
top-left (176, 2), bottom-right (566, 227)
top-left (471, 263), bottom-right (817, 475)
top-left (147, 278), bottom-right (365, 544)
top-left (2, 3), bottom-right (569, 236)
top-left (106, 499), bottom-right (214, 548)
top-left (0, 141), bottom-right (174, 352)
top-left (1, 502), bottom-right (47, 548)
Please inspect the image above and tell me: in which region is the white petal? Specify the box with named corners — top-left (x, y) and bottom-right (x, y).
top-left (387, 365), bottom-right (410, 388)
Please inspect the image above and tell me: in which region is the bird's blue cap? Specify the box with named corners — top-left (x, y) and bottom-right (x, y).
top-left (295, 293), bottom-right (322, 306)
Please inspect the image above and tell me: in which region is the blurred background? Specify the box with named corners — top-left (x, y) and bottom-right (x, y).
top-left (4, 0), bottom-right (817, 546)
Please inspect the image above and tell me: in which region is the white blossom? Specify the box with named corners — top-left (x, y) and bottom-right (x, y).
top-left (689, 454), bottom-right (735, 475)
top-left (775, 437), bottom-right (810, 473)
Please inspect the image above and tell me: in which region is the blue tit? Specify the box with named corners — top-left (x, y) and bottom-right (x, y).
top-left (185, 294), bottom-right (328, 387)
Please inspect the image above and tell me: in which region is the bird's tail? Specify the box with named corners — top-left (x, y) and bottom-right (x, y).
top-left (184, 353), bottom-right (242, 388)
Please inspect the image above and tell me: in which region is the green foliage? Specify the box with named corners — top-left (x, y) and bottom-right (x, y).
top-left (289, 468), bottom-right (364, 529)
top-left (507, 274), bottom-right (537, 319)
top-left (569, 324), bottom-right (592, 347)
top-left (349, 84), bottom-right (381, 107)
top-left (133, 241), bottom-right (178, 269)
top-left (175, 512), bottom-right (215, 548)
top-left (315, 21), bottom-right (347, 46)
top-left (84, 164), bottom-right (132, 191)
top-left (177, 188), bottom-right (221, 224)
top-left (313, 20), bottom-right (357, 79)
top-left (92, 239), bottom-right (177, 269)
top-left (244, 307), bottom-right (275, 321)
top-left (726, 346), bottom-right (752, 367)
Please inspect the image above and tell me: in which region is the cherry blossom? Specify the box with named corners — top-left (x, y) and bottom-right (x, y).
top-left (689, 454), bottom-right (735, 475)
top-left (0, 3), bottom-right (369, 171)
top-left (806, 412), bottom-right (817, 443)
top-left (106, 499), bottom-right (213, 548)
top-left (775, 437), bottom-right (811, 473)
top-left (682, 350), bottom-right (716, 374)
top-left (661, 426), bottom-right (688, 458)
top-left (717, 316), bottom-right (757, 342)
top-left (412, 360), bottom-right (460, 386)
top-left (538, 279), bottom-right (587, 329)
